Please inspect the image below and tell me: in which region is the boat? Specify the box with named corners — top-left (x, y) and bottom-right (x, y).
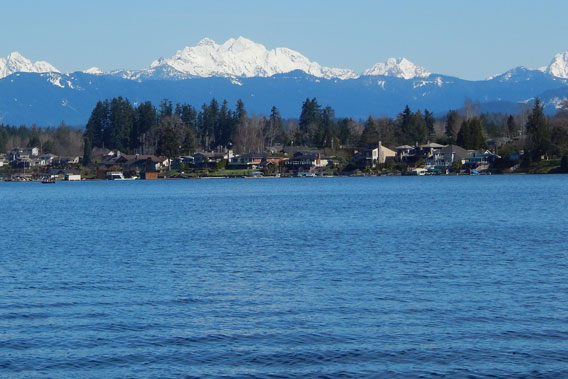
top-left (296, 172), bottom-right (316, 177)
top-left (41, 175), bottom-right (56, 184)
top-left (106, 171), bottom-right (137, 180)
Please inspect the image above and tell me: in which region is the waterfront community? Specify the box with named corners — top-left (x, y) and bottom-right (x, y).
top-left (1, 140), bottom-right (510, 182)
top-left (1, 96), bottom-right (567, 182)
top-left (3, 3), bottom-right (568, 378)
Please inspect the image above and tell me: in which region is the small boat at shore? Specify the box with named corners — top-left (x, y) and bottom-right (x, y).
top-left (41, 176), bottom-right (56, 184)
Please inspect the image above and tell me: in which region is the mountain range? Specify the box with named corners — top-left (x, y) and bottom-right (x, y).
top-left (0, 36), bottom-right (567, 125)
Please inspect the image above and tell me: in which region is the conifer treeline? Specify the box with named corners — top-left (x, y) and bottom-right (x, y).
top-left (82, 97), bottom-right (447, 156)
top-left (2, 97), bottom-right (568, 163)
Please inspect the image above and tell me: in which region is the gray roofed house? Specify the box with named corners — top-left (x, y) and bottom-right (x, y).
top-left (426, 144), bottom-right (470, 171)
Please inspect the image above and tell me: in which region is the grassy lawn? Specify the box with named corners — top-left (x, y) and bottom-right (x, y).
top-left (530, 159), bottom-right (561, 174)
top-left (514, 159), bottom-right (563, 174)
top-left (207, 168), bottom-right (252, 177)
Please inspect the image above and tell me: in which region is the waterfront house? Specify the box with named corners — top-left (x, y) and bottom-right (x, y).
top-left (354, 142), bottom-right (396, 168)
top-left (95, 151), bottom-right (167, 178)
top-left (419, 142), bottom-right (446, 157)
top-left (463, 150), bottom-right (500, 171)
top-left (172, 156), bottom-right (195, 169)
top-left (230, 153), bottom-right (286, 169)
top-left (38, 153), bottom-right (57, 166)
top-left (53, 156), bottom-right (80, 166)
top-left (397, 142), bottom-right (445, 164)
top-left (395, 145), bottom-right (414, 160)
top-left (11, 157), bottom-right (34, 169)
top-left (284, 152), bottom-right (328, 170)
top-left (425, 145), bottom-right (469, 172)
top-left (90, 147), bottom-right (114, 163)
top-left (8, 147), bottom-right (40, 162)
top-left (193, 152), bottom-right (214, 168)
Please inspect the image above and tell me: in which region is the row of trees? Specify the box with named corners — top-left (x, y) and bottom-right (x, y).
top-left (83, 97), bottom-right (288, 160)
top-left (294, 100), bottom-right (436, 148)
top-left (81, 96), bottom-right (447, 159)
top-left (0, 123), bottom-right (83, 156)
top-left (3, 96), bottom-right (568, 166)
top-left (80, 95), bottom-right (568, 164)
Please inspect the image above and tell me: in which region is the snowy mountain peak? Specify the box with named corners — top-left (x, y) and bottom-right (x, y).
top-left (544, 52), bottom-right (568, 79)
top-left (148, 36), bottom-right (357, 80)
top-left (197, 37), bottom-right (217, 47)
top-left (363, 57), bottom-right (430, 79)
top-left (0, 52), bottom-right (59, 79)
top-left (84, 67), bottom-right (103, 75)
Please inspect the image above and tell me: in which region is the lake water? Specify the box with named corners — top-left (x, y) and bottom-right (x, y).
top-left (1, 176), bottom-right (567, 378)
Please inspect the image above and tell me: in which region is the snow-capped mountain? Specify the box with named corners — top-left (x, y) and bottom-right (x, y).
top-left (363, 58), bottom-right (430, 79)
top-left (0, 52), bottom-right (59, 79)
top-left (1, 42), bottom-right (568, 125)
top-left (541, 52), bottom-right (568, 79)
top-left (83, 67), bottom-right (103, 75)
top-left (144, 36), bottom-right (358, 80)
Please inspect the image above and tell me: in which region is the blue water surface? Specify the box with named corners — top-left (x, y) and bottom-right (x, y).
top-left (1, 176), bottom-right (567, 378)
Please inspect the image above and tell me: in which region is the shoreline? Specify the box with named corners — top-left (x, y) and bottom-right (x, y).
top-left (0, 171), bottom-right (556, 183)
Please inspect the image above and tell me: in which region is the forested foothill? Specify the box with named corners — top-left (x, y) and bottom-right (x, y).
top-left (1, 96), bottom-right (568, 180)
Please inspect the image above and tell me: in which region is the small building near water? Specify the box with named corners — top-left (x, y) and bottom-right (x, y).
top-left (65, 174), bottom-right (81, 181)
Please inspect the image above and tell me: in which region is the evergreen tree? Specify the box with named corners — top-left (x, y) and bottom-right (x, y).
top-left (445, 110), bottom-right (461, 139)
top-left (83, 136), bottom-right (92, 166)
top-left (456, 120), bottom-right (470, 148)
top-left (376, 117), bottom-right (397, 148)
top-left (359, 116), bottom-right (380, 147)
top-left (470, 118), bottom-right (486, 149)
top-left (159, 99), bottom-right (173, 118)
top-left (507, 115), bottom-right (518, 138)
top-left (85, 100), bottom-right (109, 148)
top-left (157, 121), bottom-right (180, 159)
top-left (182, 129), bottom-right (196, 155)
top-left (234, 99), bottom-right (247, 126)
top-left (133, 101), bottom-right (157, 154)
top-left (424, 109), bottom-right (435, 137)
top-left (319, 105), bottom-right (336, 147)
top-left (298, 97), bottom-right (321, 145)
top-left (525, 99), bottom-right (550, 161)
top-left (398, 105), bottom-right (413, 144)
top-left (337, 118), bottom-right (352, 146)
top-left (264, 106), bottom-right (283, 147)
top-left (198, 98), bottom-right (219, 150)
top-left (27, 125), bottom-right (41, 149)
top-left (457, 118), bottom-right (486, 150)
top-left (176, 104), bottom-right (197, 129)
top-left (231, 99), bottom-right (248, 148)
top-left (410, 110), bottom-right (428, 145)
top-left (216, 99), bottom-right (234, 148)
top-left (108, 97), bottom-right (134, 152)
top-left (0, 127), bottom-right (7, 153)
top-left (396, 106), bottom-right (427, 145)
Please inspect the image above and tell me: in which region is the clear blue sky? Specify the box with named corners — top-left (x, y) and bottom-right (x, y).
top-left (2, 0), bottom-right (567, 80)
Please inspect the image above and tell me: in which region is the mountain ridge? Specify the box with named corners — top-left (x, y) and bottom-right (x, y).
top-left (2, 37), bottom-right (568, 82)
top-left (1, 39), bottom-right (568, 126)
